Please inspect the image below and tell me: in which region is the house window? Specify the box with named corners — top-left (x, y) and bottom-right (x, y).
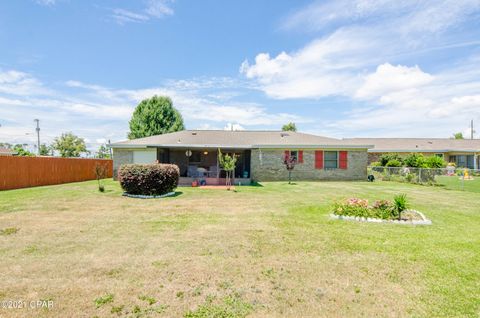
top-left (457, 155), bottom-right (467, 168)
top-left (289, 151), bottom-right (298, 161)
top-left (324, 151), bottom-right (338, 169)
top-left (466, 155), bottom-right (474, 169)
top-left (435, 153), bottom-right (444, 158)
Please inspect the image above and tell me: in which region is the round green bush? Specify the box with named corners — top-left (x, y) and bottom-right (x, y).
top-left (118, 164), bottom-right (179, 196)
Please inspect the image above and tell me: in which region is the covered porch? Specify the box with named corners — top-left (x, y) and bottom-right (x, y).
top-left (156, 147), bottom-right (252, 186)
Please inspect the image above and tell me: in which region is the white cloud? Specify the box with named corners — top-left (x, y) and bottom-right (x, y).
top-left (0, 70), bottom-right (51, 96)
top-left (241, 1), bottom-right (480, 137)
top-left (284, 0), bottom-right (480, 37)
top-left (318, 58), bottom-right (480, 138)
top-left (145, 0), bottom-right (174, 17)
top-left (0, 69), bottom-right (307, 149)
top-left (111, 9), bottom-right (150, 24)
top-left (240, 28), bottom-right (379, 99)
top-left (223, 123), bottom-right (245, 131)
top-left (355, 63), bottom-right (434, 99)
top-left (35, 0), bottom-right (56, 6)
top-left (112, 0), bottom-right (175, 24)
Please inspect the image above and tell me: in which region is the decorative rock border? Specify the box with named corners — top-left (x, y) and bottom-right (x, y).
top-left (122, 192), bottom-right (176, 199)
top-left (330, 209), bottom-right (432, 225)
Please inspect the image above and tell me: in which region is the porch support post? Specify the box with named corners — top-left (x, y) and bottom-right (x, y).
top-left (474, 153), bottom-right (478, 170)
top-left (216, 149), bottom-right (220, 178)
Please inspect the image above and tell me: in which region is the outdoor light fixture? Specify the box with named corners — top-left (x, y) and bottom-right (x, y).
top-left (203, 151), bottom-right (208, 155)
top-left (185, 150), bottom-right (192, 157)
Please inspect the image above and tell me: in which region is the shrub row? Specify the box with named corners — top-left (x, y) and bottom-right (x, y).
top-left (372, 153), bottom-right (447, 168)
top-left (118, 163), bottom-right (179, 195)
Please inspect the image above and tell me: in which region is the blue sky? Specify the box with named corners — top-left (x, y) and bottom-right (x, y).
top-left (1, 0), bottom-right (480, 151)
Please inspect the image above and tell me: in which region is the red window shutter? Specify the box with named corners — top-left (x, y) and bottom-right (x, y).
top-left (339, 151), bottom-right (348, 169)
top-left (298, 151), bottom-right (303, 163)
top-left (315, 150), bottom-right (323, 169)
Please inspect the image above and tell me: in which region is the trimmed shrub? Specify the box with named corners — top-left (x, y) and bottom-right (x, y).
top-left (424, 156), bottom-right (446, 168)
top-left (385, 159), bottom-right (402, 167)
top-left (379, 153), bottom-right (403, 166)
top-left (404, 153), bottom-right (426, 168)
top-left (118, 164), bottom-right (179, 195)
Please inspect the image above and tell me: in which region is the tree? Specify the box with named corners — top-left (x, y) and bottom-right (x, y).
top-left (52, 132), bottom-right (87, 157)
top-left (39, 143), bottom-right (52, 156)
top-left (0, 142), bottom-right (12, 149)
top-left (128, 96), bottom-right (185, 139)
top-left (282, 122), bottom-right (297, 132)
top-left (94, 162), bottom-right (108, 192)
top-left (96, 144), bottom-right (111, 159)
top-left (217, 149), bottom-right (237, 190)
top-left (453, 132), bottom-right (464, 139)
top-left (283, 152), bottom-right (297, 184)
top-left (13, 144), bottom-right (35, 156)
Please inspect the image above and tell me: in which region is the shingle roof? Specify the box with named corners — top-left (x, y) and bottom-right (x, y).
top-left (343, 138), bottom-right (480, 152)
top-left (110, 130), bottom-right (372, 149)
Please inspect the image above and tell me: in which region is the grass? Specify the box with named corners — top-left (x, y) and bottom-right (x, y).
top-left (0, 179), bottom-right (479, 317)
top-left (436, 175), bottom-right (480, 193)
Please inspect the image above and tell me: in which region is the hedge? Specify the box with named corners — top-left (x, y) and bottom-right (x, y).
top-left (118, 163), bottom-right (179, 196)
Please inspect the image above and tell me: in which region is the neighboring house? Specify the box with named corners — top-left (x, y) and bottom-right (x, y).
top-left (109, 130), bottom-right (372, 184)
top-left (343, 138), bottom-right (480, 169)
top-left (0, 148), bottom-right (16, 156)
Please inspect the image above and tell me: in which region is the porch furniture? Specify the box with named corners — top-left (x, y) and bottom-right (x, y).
top-left (197, 167), bottom-right (207, 177)
top-left (187, 165), bottom-right (198, 177)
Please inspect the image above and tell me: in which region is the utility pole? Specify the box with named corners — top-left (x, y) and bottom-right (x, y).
top-left (471, 119), bottom-right (475, 140)
top-left (34, 119), bottom-right (40, 155)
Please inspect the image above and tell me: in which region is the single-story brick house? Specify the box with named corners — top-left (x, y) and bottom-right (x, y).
top-left (343, 138), bottom-right (480, 169)
top-left (0, 148), bottom-right (16, 156)
top-left (109, 130), bottom-right (372, 184)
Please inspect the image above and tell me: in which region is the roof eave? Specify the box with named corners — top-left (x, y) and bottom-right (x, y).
top-left (255, 144), bottom-right (373, 149)
top-left (109, 143), bottom-right (252, 149)
top-left (368, 149), bottom-right (479, 153)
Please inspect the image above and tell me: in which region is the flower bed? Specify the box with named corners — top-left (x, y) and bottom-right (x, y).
top-left (331, 195), bottom-right (431, 225)
top-left (330, 210), bottom-right (431, 225)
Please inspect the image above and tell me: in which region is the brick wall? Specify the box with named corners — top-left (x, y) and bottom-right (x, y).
top-left (250, 149), bottom-right (368, 181)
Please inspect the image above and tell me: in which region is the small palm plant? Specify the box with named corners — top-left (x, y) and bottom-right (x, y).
top-left (393, 193), bottom-right (408, 220)
top-left (218, 149), bottom-right (237, 190)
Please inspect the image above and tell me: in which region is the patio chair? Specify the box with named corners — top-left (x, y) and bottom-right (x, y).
top-left (187, 165), bottom-right (198, 178)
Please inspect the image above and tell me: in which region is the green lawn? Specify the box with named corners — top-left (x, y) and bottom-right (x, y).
top-left (0, 180), bottom-right (479, 317)
top-left (436, 175), bottom-right (480, 193)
